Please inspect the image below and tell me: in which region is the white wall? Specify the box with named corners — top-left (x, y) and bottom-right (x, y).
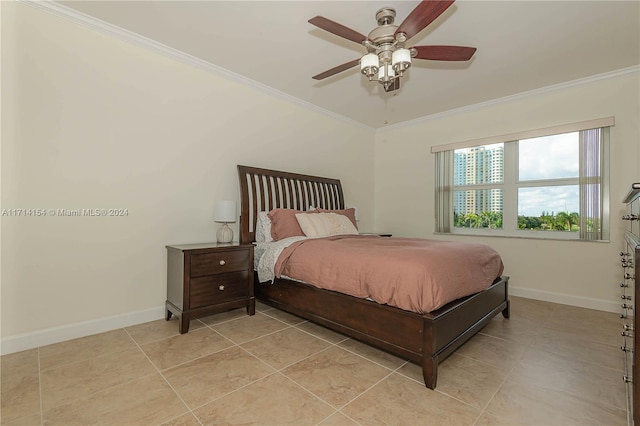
top-left (374, 71), bottom-right (640, 311)
top-left (1, 3), bottom-right (375, 352)
top-left (3, 1), bottom-right (638, 355)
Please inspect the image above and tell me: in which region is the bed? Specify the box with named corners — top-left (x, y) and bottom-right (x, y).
top-left (237, 165), bottom-right (509, 389)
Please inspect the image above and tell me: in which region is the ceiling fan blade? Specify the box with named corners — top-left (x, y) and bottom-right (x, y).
top-left (384, 78), bottom-right (400, 92)
top-left (309, 16), bottom-right (368, 44)
top-left (312, 59), bottom-right (360, 80)
top-left (412, 45), bottom-right (476, 61)
top-left (395, 0), bottom-right (455, 41)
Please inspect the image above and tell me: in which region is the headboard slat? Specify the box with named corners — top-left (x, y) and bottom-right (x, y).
top-left (238, 165), bottom-right (345, 244)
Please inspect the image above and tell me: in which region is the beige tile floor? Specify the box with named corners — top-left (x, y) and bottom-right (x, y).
top-left (1, 296), bottom-right (628, 425)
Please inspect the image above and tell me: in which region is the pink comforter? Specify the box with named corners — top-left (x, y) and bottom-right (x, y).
top-left (274, 235), bottom-right (504, 314)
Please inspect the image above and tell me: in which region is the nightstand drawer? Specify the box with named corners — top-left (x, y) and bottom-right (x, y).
top-left (191, 250), bottom-right (250, 276)
top-left (190, 271), bottom-right (250, 309)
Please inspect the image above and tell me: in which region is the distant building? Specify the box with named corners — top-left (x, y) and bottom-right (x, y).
top-left (454, 145), bottom-right (504, 215)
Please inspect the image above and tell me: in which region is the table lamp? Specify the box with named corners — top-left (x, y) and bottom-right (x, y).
top-left (214, 200), bottom-right (236, 243)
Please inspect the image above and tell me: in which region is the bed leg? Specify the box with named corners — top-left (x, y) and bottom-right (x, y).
top-left (247, 297), bottom-right (256, 316)
top-left (422, 356), bottom-right (438, 390)
top-left (502, 299), bottom-right (511, 319)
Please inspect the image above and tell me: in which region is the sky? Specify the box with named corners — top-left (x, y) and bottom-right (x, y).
top-left (518, 132), bottom-right (579, 216)
top-left (454, 132), bottom-right (581, 217)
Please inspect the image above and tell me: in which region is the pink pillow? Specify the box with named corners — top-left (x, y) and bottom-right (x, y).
top-left (267, 208), bottom-right (306, 241)
top-left (316, 208), bottom-right (358, 228)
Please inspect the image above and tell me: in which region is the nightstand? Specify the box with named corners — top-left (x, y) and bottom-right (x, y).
top-left (165, 242), bottom-right (255, 333)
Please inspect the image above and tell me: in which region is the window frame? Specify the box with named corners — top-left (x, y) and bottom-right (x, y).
top-left (434, 118), bottom-right (613, 241)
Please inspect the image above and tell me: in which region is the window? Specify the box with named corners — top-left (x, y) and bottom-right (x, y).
top-left (434, 118), bottom-right (612, 240)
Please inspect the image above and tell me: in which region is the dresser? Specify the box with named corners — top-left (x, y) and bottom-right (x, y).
top-left (166, 242), bottom-right (255, 333)
top-left (622, 183), bottom-right (640, 425)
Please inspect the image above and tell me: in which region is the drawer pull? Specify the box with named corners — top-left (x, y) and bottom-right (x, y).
top-left (622, 295), bottom-right (633, 301)
top-left (620, 282), bottom-right (629, 288)
top-left (219, 260), bottom-right (226, 266)
top-left (624, 375), bottom-right (633, 383)
top-left (622, 214), bottom-right (639, 221)
top-left (625, 273), bottom-right (635, 280)
top-left (219, 285), bottom-right (225, 291)
top-left (624, 324), bottom-right (634, 331)
top-left (622, 303), bottom-right (633, 310)
top-left (621, 345), bottom-right (633, 352)
top-left (622, 330), bottom-right (634, 337)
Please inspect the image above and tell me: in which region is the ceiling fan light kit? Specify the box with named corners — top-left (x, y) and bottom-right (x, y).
top-left (310, 0), bottom-right (476, 93)
top-left (359, 7), bottom-right (411, 91)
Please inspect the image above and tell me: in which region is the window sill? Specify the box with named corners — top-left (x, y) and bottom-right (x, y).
top-left (434, 231), bottom-right (610, 243)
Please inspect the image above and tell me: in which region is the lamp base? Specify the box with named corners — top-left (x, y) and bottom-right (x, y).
top-left (216, 223), bottom-right (233, 243)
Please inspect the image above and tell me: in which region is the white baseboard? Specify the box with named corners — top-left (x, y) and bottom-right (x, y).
top-left (1, 305), bottom-right (165, 356)
top-left (510, 286), bottom-right (620, 314)
top-left (0, 287), bottom-right (619, 355)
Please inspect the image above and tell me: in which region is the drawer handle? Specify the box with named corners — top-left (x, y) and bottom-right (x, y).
top-left (219, 260), bottom-right (226, 266)
top-left (219, 285), bottom-right (225, 291)
top-left (624, 375), bottom-right (633, 383)
top-left (621, 345), bottom-right (633, 353)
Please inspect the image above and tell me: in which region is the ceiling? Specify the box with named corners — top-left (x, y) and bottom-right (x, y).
top-left (56, 1), bottom-right (640, 129)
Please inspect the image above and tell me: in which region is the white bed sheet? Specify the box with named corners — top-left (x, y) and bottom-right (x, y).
top-left (254, 236), bottom-right (307, 283)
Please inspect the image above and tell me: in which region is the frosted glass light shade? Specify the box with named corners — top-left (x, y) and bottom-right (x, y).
top-left (360, 53), bottom-right (379, 77)
top-left (392, 48), bottom-right (411, 67)
top-left (214, 200), bottom-right (236, 223)
top-left (378, 64), bottom-right (395, 80)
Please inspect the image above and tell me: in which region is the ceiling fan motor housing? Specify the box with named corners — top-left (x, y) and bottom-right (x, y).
top-left (368, 7), bottom-right (400, 50)
top-left (376, 7), bottom-right (396, 25)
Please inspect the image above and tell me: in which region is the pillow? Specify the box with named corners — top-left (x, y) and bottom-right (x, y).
top-left (255, 211), bottom-right (273, 243)
top-left (295, 212), bottom-right (359, 238)
top-left (316, 208), bottom-right (358, 229)
top-left (267, 208), bottom-right (306, 241)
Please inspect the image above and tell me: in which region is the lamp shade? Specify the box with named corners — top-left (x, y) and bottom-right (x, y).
top-left (392, 48), bottom-right (411, 67)
top-left (360, 53), bottom-right (379, 77)
top-left (360, 53), bottom-right (379, 70)
top-left (214, 200), bottom-right (236, 223)
top-left (378, 64), bottom-right (395, 80)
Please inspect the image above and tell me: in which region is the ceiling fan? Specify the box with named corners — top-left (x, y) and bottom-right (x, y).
top-left (309, 0), bottom-right (476, 92)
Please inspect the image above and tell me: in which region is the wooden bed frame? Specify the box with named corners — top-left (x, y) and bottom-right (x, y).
top-left (237, 165), bottom-right (510, 389)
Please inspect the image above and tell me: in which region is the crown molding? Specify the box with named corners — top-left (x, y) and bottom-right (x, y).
top-left (17, 1), bottom-right (639, 135)
top-left (378, 65), bottom-right (640, 133)
top-left (19, 0), bottom-right (374, 132)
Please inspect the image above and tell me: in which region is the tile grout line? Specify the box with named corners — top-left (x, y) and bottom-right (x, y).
top-left (275, 370), bottom-right (364, 426)
top-left (7, 301), bottom-right (625, 425)
top-left (470, 357), bottom-right (520, 426)
top-left (205, 319), bottom-right (370, 425)
top-left (127, 313), bottom-right (311, 421)
top-left (470, 305), bottom-right (541, 425)
top-left (122, 327), bottom-right (204, 426)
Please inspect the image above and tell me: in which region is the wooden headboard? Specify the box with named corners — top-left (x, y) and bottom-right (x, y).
top-left (237, 165), bottom-right (345, 244)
